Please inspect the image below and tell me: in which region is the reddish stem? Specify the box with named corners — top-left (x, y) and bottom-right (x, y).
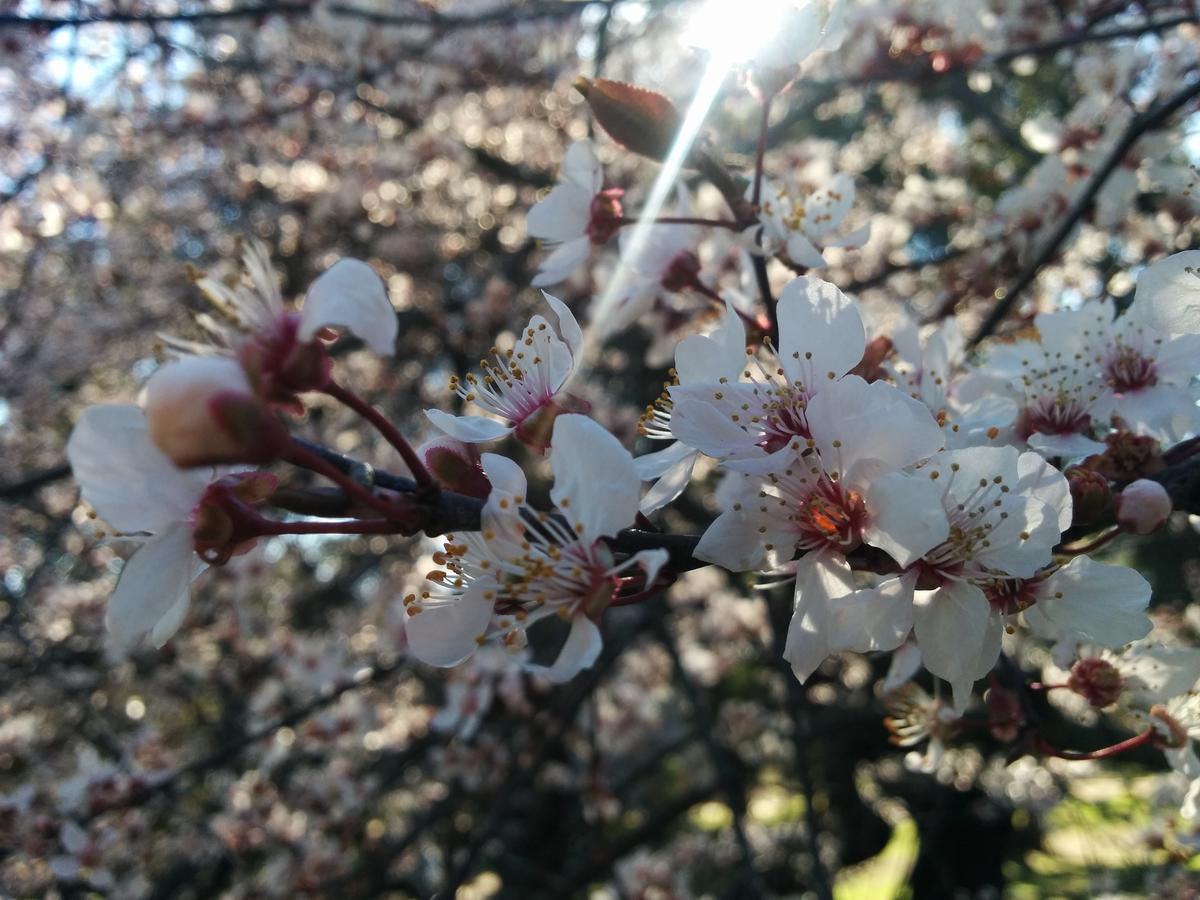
top-left (1058, 525), bottom-right (1121, 557)
top-left (751, 94), bottom-right (772, 210)
top-left (1035, 726), bottom-right (1157, 761)
top-left (324, 380), bottom-right (436, 491)
top-left (283, 439), bottom-right (420, 529)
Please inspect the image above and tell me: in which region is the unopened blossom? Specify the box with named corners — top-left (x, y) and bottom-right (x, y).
top-left (1117, 478), bottom-right (1172, 535)
top-left (425, 292), bottom-right (584, 444)
top-left (865, 446), bottom-right (1071, 709)
top-left (66, 405), bottom-right (215, 648)
top-left (527, 141), bottom-right (618, 287)
top-left (167, 241), bottom-right (397, 400)
top-left (693, 373), bottom-right (945, 682)
top-left (405, 415), bottom-right (667, 681)
top-left (1132, 249), bottom-right (1200, 336)
top-left (755, 171), bottom-right (869, 268)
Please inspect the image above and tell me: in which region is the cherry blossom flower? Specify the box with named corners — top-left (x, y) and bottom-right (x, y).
top-left (425, 292), bottom-right (584, 444)
top-left (405, 415), bottom-right (667, 681)
top-left (662, 276), bottom-right (872, 473)
top-left (168, 240), bottom-right (396, 367)
top-left (526, 141), bottom-right (618, 287)
top-left (865, 446), bottom-right (1072, 708)
top-left (693, 373), bottom-right (945, 682)
top-left (66, 405), bottom-right (214, 648)
top-left (755, 171), bottom-right (870, 268)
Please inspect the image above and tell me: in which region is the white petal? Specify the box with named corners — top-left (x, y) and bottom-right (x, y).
top-left (864, 471), bottom-right (949, 567)
top-left (562, 140), bottom-right (603, 193)
top-left (668, 389), bottom-right (763, 459)
top-left (694, 508), bottom-right (772, 571)
top-left (300, 259), bottom-right (397, 356)
top-left (67, 405), bottom-right (210, 533)
top-left (628, 548), bottom-right (670, 585)
top-left (538, 616), bottom-right (603, 683)
top-left (549, 415), bottom-right (639, 541)
top-left (674, 298), bottom-right (747, 384)
top-left (480, 452), bottom-right (527, 497)
top-left (786, 232), bottom-right (827, 268)
top-left (882, 639), bottom-right (923, 692)
top-left (777, 277), bottom-right (864, 386)
top-left (639, 449), bottom-right (698, 515)
top-left (425, 409), bottom-right (514, 443)
top-left (829, 572), bottom-right (916, 655)
top-left (1033, 557), bottom-right (1152, 647)
top-left (827, 222), bottom-right (871, 248)
top-left (1016, 450), bottom-right (1073, 532)
top-left (532, 237), bottom-right (591, 287)
top-left (1026, 430), bottom-right (1108, 459)
top-left (784, 552), bottom-right (852, 682)
top-left (527, 183), bottom-right (591, 243)
top-left (1133, 250), bottom-right (1200, 335)
top-left (913, 582), bottom-right (1002, 712)
top-left (633, 441), bottom-right (696, 479)
top-left (106, 523), bottom-right (201, 649)
top-left (406, 582), bottom-right (494, 668)
top-left (541, 291), bottom-right (584, 363)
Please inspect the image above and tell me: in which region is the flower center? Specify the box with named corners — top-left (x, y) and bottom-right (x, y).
top-left (792, 478), bottom-right (866, 552)
top-left (982, 577), bottom-right (1040, 615)
top-left (1104, 345), bottom-right (1158, 394)
top-left (587, 188), bottom-right (624, 245)
top-left (1023, 393), bottom-right (1093, 437)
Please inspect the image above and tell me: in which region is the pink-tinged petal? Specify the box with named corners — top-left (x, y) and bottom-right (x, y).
top-left (1132, 250), bottom-right (1200, 335)
top-left (829, 571), bottom-right (916, 655)
top-left (541, 291), bottom-right (584, 363)
top-left (864, 471), bottom-right (949, 567)
top-left (1029, 557), bottom-right (1152, 647)
top-left (633, 441), bottom-right (695, 479)
top-left (549, 415), bottom-right (639, 542)
top-left (668, 391), bottom-right (761, 459)
top-left (979, 499), bottom-right (1058, 578)
top-left (67, 405), bottom-right (210, 533)
top-left (562, 140), bottom-right (603, 194)
top-left (785, 551), bottom-right (854, 682)
top-left (300, 258), bottom-right (396, 356)
top-left (406, 581), bottom-right (494, 668)
top-left (479, 452), bottom-right (527, 497)
top-left (913, 581), bottom-right (1002, 712)
top-left (1015, 451), bottom-right (1072, 532)
top-left (425, 409), bottom-right (514, 443)
top-left (106, 523), bottom-right (201, 649)
top-left (786, 232), bottom-right (826, 268)
top-left (627, 548), bottom-right (670, 585)
top-left (803, 172), bottom-right (855, 237)
top-left (638, 448), bottom-right (698, 515)
top-left (674, 298), bottom-right (747, 384)
top-left (539, 616), bottom-right (603, 683)
top-left (532, 237), bottom-right (591, 287)
top-left (777, 277), bottom-right (864, 386)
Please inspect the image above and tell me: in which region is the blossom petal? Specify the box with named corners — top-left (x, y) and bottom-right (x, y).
top-left (1132, 250), bottom-right (1200, 335)
top-left (480, 452), bottom-right (527, 497)
top-left (786, 232), bottom-right (826, 268)
top-left (541, 291), bottom-right (584, 363)
top-left (562, 140), bottom-right (603, 193)
top-left (106, 523), bottom-right (201, 649)
top-left (67, 405), bottom-right (210, 533)
top-left (675, 298), bottom-right (747, 384)
top-left (300, 258), bottom-right (397, 356)
top-left (864, 471), bottom-right (949, 567)
top-left (1015, 450), bottom-right (1073, 532)
top-left (785, 551), bottom-right (853, 682)
top-left (913, 581), bottom-right (1002, 712)
top-left (539, 616), bottom-right (603, 683)
top-left (638, 448), bottom-right (698, 514)
top-left (1030, 557), bottom-right (1152, 647)
top-left (527, 181), bottom-right (591, 243)
top-left (425, 409), bottom-right (513, 443)
top-left (1026, 430), bottom-right (1108, 459)
top-left (777, 276), bottom-right (865, 386)
top-left (829, 572), bottom-right (916, 655)
top-left (405, 581), bottom-right (494, 668)
top-left (550, 415), bottom-right (639, 541)
top-left (695, 507), bottom-right (775, 571)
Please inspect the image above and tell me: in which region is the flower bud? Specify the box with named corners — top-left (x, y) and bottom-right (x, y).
top-left (1067, 657), bottom-right (1123, 708)
top-left (1083, 430), bottom-right (1164, 482)
top-left (1116, 479), bottom-right (1172, 535)
top-left (419, 436), bottom-right (490, 499)
top-left (1065, 466), bottom-right (1113, 527)
top-left (144, 356), bottom-right (288, 467)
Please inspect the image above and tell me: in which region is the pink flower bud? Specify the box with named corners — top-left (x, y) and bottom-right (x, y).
top-left (1116, 479), bottom-right (1172, 535)
top-left (144, 356), bottom-right (287, 467)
